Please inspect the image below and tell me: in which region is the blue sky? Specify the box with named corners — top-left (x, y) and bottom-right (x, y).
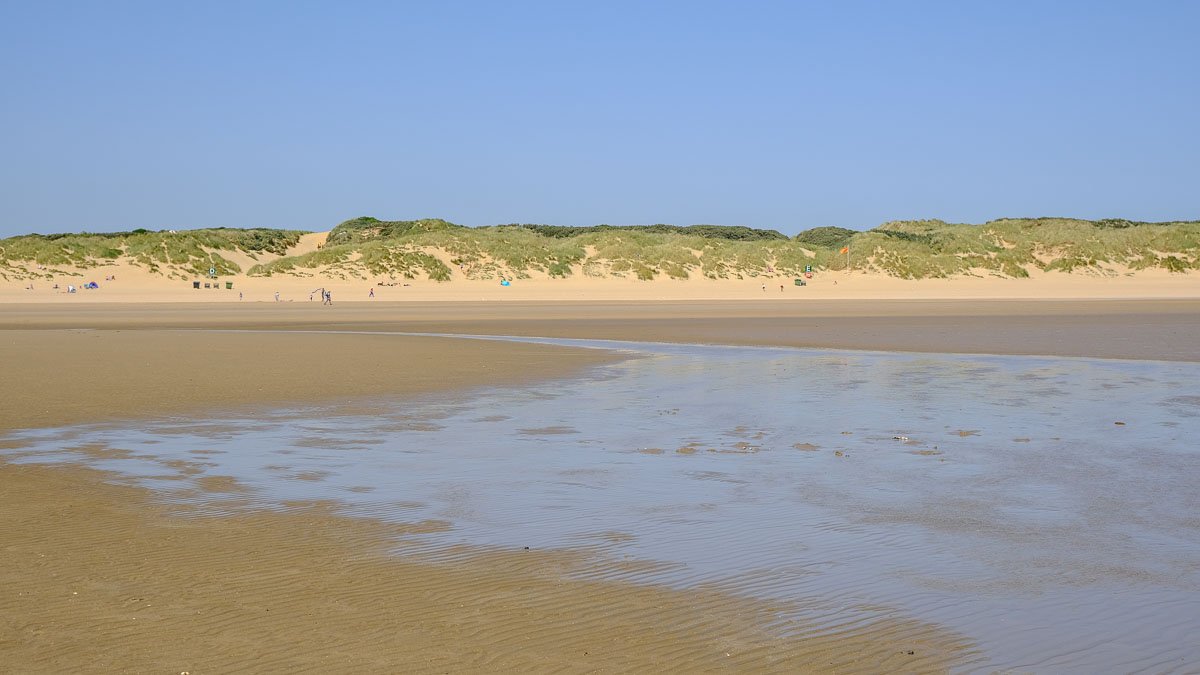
top-left (1, 1), bottom-right (1196, 236)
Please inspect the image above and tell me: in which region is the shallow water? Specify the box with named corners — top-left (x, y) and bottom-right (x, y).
top-left (5, 337), bottom-right (1200, 673)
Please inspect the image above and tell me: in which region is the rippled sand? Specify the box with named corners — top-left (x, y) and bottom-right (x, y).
top-left (1, 462), bottom-right (972, 673)
top-left (4, 302), bottom-right (1199, 672)
top-left (7, 337), bottom-right (1200, 672)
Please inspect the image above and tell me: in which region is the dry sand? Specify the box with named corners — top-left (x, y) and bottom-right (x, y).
top-left (5, 297), bottom-right (1196, 672)
top-left (3, 254), bottom-right (1198, 305)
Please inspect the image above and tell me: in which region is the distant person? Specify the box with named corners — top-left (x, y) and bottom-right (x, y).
top-left (369, 288), bottom-right (374, 299)
top-left (274, 291), bottom-right (280, 302)
top-left (780, 284), bottom-right (784, 292)
top-left (761, 283), bottom-right (766, 292)
top-left (239, 291), bottom-right (243, 301)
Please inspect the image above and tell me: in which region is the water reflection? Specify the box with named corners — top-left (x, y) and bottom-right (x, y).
top-left (4, 338), bottom-right (1199, 673)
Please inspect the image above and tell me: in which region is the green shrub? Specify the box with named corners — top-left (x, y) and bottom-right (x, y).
top-left (4, 216), bottom-right (1197, 281)
top-left (1161, 255), bottom-right (1192, 273)
top-left (507, 223), bottom-right (786, 241)
top-left (794, 226), bottom-right (857, 248)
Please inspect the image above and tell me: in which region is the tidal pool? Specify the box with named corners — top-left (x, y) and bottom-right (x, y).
top-left (5, 336), bottom-right (1199, 673)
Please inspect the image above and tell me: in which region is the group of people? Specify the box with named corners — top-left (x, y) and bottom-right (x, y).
top-left (307, 288), bottom-right (333, 304)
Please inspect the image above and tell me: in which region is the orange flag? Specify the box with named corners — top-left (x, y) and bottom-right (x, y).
top-left (840, 246), bottom-right (849, 254)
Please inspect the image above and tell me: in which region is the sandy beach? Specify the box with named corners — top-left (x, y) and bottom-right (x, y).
top-left (3, 258), bottom-right (1199, 305)
top-left (3, 298), bottom-right (1197, 672)
top-left (4, 297), bottom-right (1200, 361)
top-left (5, 0), bottom-right (1196, 669)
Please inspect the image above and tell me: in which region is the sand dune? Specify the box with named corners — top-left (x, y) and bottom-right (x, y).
top-left (2, 253), bottom-right (1198, 304)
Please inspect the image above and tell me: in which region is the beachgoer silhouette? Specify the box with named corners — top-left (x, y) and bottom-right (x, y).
top-left (369, 288), bottom-right (374, 298)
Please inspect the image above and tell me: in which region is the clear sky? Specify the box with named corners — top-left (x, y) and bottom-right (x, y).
top-left (1, 1), bottom-right (1196, 237)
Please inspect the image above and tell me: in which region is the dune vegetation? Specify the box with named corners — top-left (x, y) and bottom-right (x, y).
top-left (250, 216), bottom-right (1200, 281)
top-left (0, 228), bottom-right (305, 281)
top-left (1, 217), bottom-right (1197, 282)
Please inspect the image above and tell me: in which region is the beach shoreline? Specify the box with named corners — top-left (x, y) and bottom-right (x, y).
top-left (5, 297), bottom-right (1199, 361)
top-left (4, 299), bottom-right (1195, 672)
top-left (0, 460), bottom-right (972, 673)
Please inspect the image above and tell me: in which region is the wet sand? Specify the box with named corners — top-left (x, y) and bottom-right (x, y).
top-left (4, 297), bottom-right (1200, 361)
top-left (2, 464), bottom-right (970, 673)
top-left (0, 329), bottom-right (621, 430)
top-left (5, 299), bottom-right (1195, 672)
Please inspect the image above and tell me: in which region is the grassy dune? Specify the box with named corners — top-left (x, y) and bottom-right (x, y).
top-left (0, 228), bottom-right (304, 281)
top-left (248, 216), bottom-right (1200, 280)
top-left (2, 217), bottom-right (1197, 281)
top-left (856, 218), bottom-right (1200, 278)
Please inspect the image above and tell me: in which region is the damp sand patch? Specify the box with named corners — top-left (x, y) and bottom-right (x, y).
top-left (4, 340), bottom-right (1199, 673)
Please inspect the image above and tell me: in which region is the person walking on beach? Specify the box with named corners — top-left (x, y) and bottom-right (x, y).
top-left (369, 287), bottom-right (374, 299)
top-left (274, 291), bottom-right (280, 302)
top-left (323, 289), bottom-right (332, 305)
